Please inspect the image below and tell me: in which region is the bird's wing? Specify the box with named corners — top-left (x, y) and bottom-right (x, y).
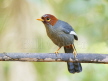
top-left (61, 21), bottom-right (78, 40)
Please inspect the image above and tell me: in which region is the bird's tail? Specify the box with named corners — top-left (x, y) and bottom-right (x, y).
top-left (64, 44), bottom-right (82, 73)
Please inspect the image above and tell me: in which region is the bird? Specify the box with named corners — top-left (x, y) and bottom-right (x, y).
top-left (37, 14), bottom-right (82, 73)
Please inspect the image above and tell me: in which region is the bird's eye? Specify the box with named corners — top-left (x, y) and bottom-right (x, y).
top-left (46, 18), bottom-right (51, 21)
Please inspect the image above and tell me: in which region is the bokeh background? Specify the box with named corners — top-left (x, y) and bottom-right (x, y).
top-left (0, 0), bottom-right (108, 81)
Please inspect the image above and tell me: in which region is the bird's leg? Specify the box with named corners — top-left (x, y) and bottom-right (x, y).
top-left (55, 47), bottom-right (61, 56)
top-left (71, 44), bottom-right (77, 59)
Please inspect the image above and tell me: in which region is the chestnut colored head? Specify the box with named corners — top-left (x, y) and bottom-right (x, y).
top-left (37, 14), bottom-right (58, 26)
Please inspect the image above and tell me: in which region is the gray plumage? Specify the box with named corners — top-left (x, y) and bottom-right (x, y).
top-left (40, 15), bottom-right (82, 73)
top-left (44, 20), bottom-right (77, 47)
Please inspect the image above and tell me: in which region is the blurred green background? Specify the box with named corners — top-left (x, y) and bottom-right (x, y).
top-left (0, 0), bottom-right (108, 81)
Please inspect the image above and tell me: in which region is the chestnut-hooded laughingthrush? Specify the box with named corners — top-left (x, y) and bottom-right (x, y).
top-left (37, 14), bottom-right (82, 73)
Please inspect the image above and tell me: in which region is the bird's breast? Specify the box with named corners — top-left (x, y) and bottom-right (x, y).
top-left (45, 26), bottom-right (74, 47)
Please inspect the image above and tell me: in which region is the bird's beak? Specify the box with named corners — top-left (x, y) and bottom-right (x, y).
top-left (36, 18), bottom-right (44, 21)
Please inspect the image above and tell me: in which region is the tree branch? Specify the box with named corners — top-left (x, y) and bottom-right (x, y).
top-left (0, 53), bottom-right (108, 63)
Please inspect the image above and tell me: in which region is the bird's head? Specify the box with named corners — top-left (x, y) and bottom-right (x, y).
top-left (37, 14), bottom-right (58, 26)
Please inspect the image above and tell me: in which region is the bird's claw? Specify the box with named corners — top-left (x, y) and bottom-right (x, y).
top-left (55, 51), bottom-right (59, 56)
top-left (74, 55), bottom-right (76, 59)
top-left (73, 51), bottom-right (77, 59)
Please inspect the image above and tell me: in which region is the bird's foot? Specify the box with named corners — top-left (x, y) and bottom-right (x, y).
top-left (74, 55), bottom-right (76, 59)
top-left (73, 51), bottom-right (77, 59)
top-left (55, 51), bottom-right (59, 56)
